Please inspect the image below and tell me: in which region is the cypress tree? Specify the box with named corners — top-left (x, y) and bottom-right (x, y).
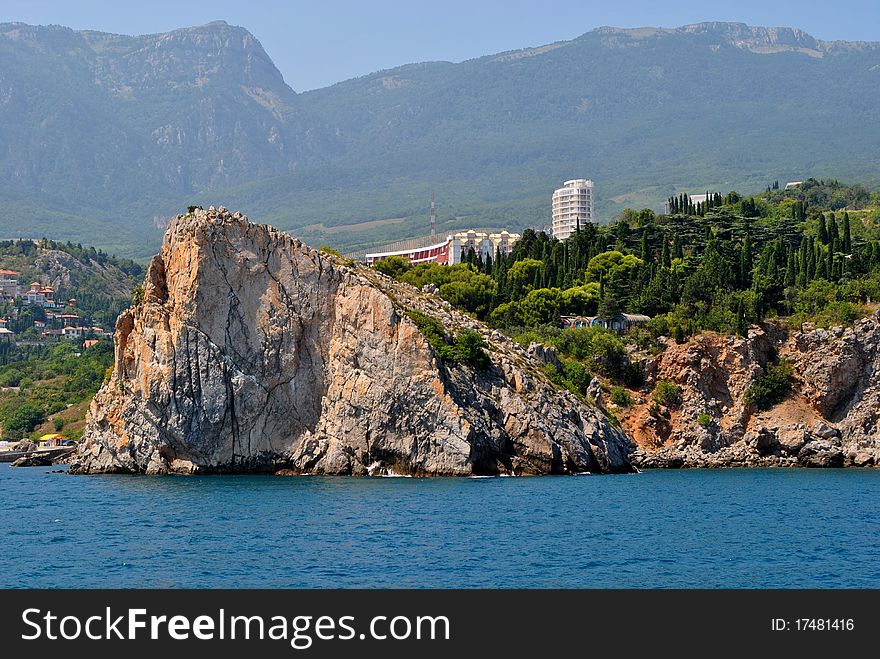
top-left (843, 212), bottom-right (852, 253)
top-left (672, 233), bottom-right (683, 260)
top-left (736, 298), bottom-right (748, 337)
top-left (740, 234), bottom-right (752, 287)
top-left (829, 234), bottom-right (837, 275)
top-left (808, 238), bottom-right (818, 279)
top-left (785, 250), bottom-right (796, 287)
top-left (661, 237), bottom-right (671, 268)
top-left (818, 215), bottom-right (828, 244)
top-left (640, 229), bottom-right (651, 263)
top-left (828, 213), bottom-right (840, 246)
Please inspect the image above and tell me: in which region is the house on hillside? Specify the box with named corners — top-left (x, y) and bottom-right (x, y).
top-left (61, 326), bottom-right (87, 339)
top-left (561, 313), bottom-right (651, 333)
top-left (53, 313), bottom-right (81, 327)
top-left (0, 269), bottom-right (19, 299)
top-left (25, 282), bottom-right (60, 308)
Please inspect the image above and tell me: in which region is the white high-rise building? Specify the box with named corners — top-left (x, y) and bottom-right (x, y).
top-left (551, 179), bottom-right (594, 240)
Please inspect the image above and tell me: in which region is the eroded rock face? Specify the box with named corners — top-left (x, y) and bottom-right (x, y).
top-left (624, 316), bottom-right (880, 468)
top-left (71, 208), bottom-right (632, 476)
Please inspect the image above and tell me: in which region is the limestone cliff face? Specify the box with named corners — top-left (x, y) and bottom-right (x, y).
top-left (624, 317), bottom-right (880, 468)
top-left (71, 208), bottom-right (632, 475)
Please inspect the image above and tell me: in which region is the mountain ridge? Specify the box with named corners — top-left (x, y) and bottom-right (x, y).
top-left (1, 20), bottom-right (879, 257)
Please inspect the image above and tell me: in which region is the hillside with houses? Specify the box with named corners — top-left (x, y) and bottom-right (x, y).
top-left (0, 240), bottom-right (142, 445)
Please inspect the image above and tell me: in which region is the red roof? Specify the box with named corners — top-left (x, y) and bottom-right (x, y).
top-left (0, 269), bottom-right (18, 276)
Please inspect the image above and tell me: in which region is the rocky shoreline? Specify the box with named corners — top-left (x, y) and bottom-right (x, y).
top-left (54, 208), bottom-right (880, 476)
top-left (621, 316), bottom-right (880, 469)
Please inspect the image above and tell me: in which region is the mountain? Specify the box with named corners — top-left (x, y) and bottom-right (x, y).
top-left (1, 20), bottom-right (879, 256)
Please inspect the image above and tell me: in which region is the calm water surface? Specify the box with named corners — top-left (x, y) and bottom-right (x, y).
top-left (1, 464), bottom-right (877, 588)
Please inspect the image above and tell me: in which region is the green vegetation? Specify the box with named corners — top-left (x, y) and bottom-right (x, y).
top-left (0, 238), bottom-right (140, 442)
top-left (745, 360), bottom-right (794, 411)
top-left (405, 311), bottom-right (489, 369)
top-left (130, 285), bottom-right (145, 306)
top-left (610, 386), bottom-right (633, 408)
top-left (372, 179), bottom-right (880, 397)
top-left (0, 340), bottom-right (113, 441)
top-left (697, 412), bottom-right (713, 428)
top-left (652, 381), bottom-right (681, 408)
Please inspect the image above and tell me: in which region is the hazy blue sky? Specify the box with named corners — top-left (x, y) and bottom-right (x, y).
top-left (1, 1), bottom-right (877, 90)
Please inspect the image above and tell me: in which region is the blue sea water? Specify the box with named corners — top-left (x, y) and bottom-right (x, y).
top-left (0, 464), bottom-right (877, 588)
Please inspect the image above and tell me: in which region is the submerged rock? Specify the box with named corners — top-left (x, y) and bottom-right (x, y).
top-left (71, 208), bottom-right (632, 476)
top-left (11, 453), bottom-right (54, 467)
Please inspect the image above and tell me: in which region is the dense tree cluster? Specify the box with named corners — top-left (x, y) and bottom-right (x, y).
top-left (374, 179), bottom-right (880, 400)
top-left (0, 340), bottom-right (113, 440)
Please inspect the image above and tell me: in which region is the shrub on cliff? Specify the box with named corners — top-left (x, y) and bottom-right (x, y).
top-left (406, 311), bottom-right (489, 369)
top-left (652, 380), bottom-right (681, 408)
top-left (130, 284), bottom-right (145, 306)
top-left (745, 359), bottom-right (793, 410)
top-left (610, 386), bottom-right (633, 407)
top-left (451, 330), bottom-right (490, 369)
top-left (561, 359), bottom-right (592, 397)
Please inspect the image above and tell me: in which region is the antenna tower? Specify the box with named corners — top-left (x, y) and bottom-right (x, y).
top-left (430, 192), bottom-right (436, 240)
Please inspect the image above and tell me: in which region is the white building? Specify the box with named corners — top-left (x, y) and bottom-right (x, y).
top-left (61, 326), bottom-right (86, 338)
top-left (365, 229), bottom-right (520, 267)
top-left (552, 179), bottom-right (594, 241)
top-left (688, 193), bottom-right (717, 206)
top-left (448, 230), bottom-right (520, 265)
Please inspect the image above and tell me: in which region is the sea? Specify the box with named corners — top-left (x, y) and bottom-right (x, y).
top-left (0, 464), bottom-right (877, 588)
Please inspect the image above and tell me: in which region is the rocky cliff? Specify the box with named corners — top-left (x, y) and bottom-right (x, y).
top-left (624, 318), bottom-right (880, 469)
top-left (71, 208), bottom-right (632, 476)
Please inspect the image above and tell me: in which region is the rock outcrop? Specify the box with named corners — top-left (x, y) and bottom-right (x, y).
top-left (624, 317), bottom-right (880, 468)
top-left (71, 208), bottom-right (632, 476)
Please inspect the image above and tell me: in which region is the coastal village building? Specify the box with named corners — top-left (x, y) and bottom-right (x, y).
top-left (552, 179), bottom-right (594, 241)
top-left (561, 313), bottom-right (650, 333)
top-left (365, 230), bottom-right (521, 267)
top-left (61, 326), bottom-right (88, 338)
top-left (52, 313), bottom-right (81, 327)
top-left (0, 269), bottom-right (19, 299)
top-left (25, 282), bottom-right (60, 308)
top-left (785, 181), bottom-right (803, 189)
